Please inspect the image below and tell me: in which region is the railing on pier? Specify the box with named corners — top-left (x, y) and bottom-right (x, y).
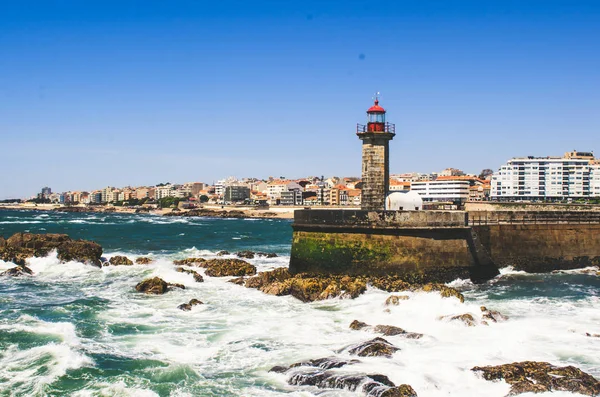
top-left (467, 211), bottom-right (600, 226)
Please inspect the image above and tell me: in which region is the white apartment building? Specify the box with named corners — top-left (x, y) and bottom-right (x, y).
top-left (410, 180), bottom-right (470, 203)
top-left (155, 185), bottom-right (175, 200)
top-left (491, 150), bottom-right (600, 200)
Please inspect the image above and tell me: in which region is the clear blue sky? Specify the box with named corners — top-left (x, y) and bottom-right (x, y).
top-left (1, 0), bottom-right (599, 198)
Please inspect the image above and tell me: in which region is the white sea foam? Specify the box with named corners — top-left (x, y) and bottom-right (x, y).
top-left (1, 247), bottom-right (599, 395)
top-left (0, 316), bottom-right (93, 395)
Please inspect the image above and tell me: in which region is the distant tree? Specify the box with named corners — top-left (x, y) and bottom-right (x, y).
top-left (199, 195), bottom-right (209, 203)
top-left (0, 199), bottom-right (22, 203)
top-left (158, 196), bottom-right (181, 208)
top-left (479, 169), bottom-right (494, 179)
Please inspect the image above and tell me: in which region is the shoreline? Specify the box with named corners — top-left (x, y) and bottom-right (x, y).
top-left (0, 203), bottom-right (300, 219)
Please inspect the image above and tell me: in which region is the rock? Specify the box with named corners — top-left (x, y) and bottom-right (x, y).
top-left (343, 337), bottom-right (400, 358)
top-left (135, 257), bottom-right (153, 264)
top-left (257, 252), bottom-right (278, 258)
top-left (169, 283), bottom-right (185, 290)
top-left (56, 240), bottom-right (103, 267)
top-left (202, 258), bottom-right (257, 277)
top-left (295, 357), bottom-right (360, 370)
top-left (6, 232), bottom-right (71, 251)
top-left (243, 270), bottom-right (366, 302)
top-left (107, 255), bottom-right (134, 266)
top-left (370, 277), bottom-right (412, 292)
top-left (349, 320), bottom-right (423, 339)
top-left (0, 265), bottom-right (33, 277)
top-left (228, 277), bottom-right (246, 285)
top-left (135, 277), bottom-right (184, 294)
top-left (480, 306), bottom-right (509, 323)
top-left (173, 257), bottom-right (206, 266)
top-left (175, 267), bottom-right (204, 282)
top-left (350, 320), bottom-right (369, 330)
top-left (287, 370), bottom-right (406, 396)
top-left (0, 246), bottom-right (30, 266)
top-left (385, 295), bottom-right (410, 305)
top-left (268, 365), bottom-right (289, 373)
top-left (373, 325), bottom-right (412, 337)
top-left (420, 283), bottom-right (465, 303)
top-left (236, 250), bottom-right (255, 259)
top-left (439, 313), bottom-right (477, 327)
top-left (0, 236), bottom-right (5, 248)
top-left (136, 277), bottom-right (169, 294)
top-left (472, 361), bottom-right (600, 396)
top-left (245, 267), bottom-right (291, 289)
top-left (271, 355), bottom-right (417, 396)
top-left (380, 385), bottom-right (418, 397)
top-left (216, 250), bottom-right (230, 256)
top-left (370, 277), bottom-right (464, 303)
top-left (177, 298), bottom-right (204, 311)
top-left (586, 332), bottom-right (600, 338)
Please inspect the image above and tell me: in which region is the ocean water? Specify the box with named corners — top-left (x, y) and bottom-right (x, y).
top-left (0, 209), bottom-right (599, 397)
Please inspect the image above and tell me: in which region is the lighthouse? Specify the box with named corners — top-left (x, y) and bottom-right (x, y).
top-left (356, 98), bottom-right (396, 210)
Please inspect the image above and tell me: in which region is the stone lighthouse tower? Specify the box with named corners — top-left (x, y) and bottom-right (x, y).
top-left (357, 98), bottom-right (395, 210)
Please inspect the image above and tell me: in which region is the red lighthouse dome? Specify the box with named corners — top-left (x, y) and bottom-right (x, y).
top-left (367, 99), bottom-right (386, 114)
top-left (356, 97), bottom-right (395, 135)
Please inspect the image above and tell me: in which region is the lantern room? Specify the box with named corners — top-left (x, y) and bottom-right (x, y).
top-left (356, 98), bottom-right (396, 135)
top-left (367, 99), bottom-right (386, 124)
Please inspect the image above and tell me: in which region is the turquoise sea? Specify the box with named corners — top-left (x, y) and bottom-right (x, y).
top-left (0, 209), bottom-right (599, 396)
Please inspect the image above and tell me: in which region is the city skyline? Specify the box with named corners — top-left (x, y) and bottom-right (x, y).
top-left (2, 1), bottom-right (600, 199)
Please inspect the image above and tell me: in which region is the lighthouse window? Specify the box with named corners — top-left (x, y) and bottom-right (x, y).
top-left (368, 113), bottom-right (385, 123)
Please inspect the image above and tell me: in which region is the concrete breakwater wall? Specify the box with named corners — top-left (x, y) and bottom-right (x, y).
top-left (290, 209), bottom-right (600, 283)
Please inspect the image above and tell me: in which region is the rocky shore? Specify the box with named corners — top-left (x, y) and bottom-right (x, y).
top-left (0, 203), bottom-right (295, 219)
top-left (2, 232), bottom-right (600, 396)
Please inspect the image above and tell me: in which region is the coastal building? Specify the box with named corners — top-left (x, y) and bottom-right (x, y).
top-left (389, 179), bottom-right (411, 191)
top-left (491, 150), bottom-right (600, 201)
top-left (439, 167), bottom-right (465, 177)
top-left (411, 180), bottom-right (470, 204)
top-left (357, 98), bottom-right (395, 210)
top-left (224, 185), bottom-right (250, 203)
top-left (280, 189), bottom-right (303, 206)
top-left (266, 180), bottom-right (303, 204)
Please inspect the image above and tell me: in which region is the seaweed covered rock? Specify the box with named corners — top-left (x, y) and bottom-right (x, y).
top-left (244, 267), bottom-right (291, 289)
top-left (370, 278), bottom-right (464, 303)
top-left (173, 257), bottom-right (206, 266)
top-left (216, 250), bottom-right (230, 256)
top-left (385, 295), bottom-right (410, 306)
top-left (135, 277), bottom-right (185, 294)
top-left (6, 232), bottom-right (71, 252)
top-left (175, 267), bottom-right (204, 282)
top-left (243, 269), bottom-right (366, 302)
top-left (107, 255), bottom-right (134, 266)
top-left (349, 320), bottom-right (423, 339)
top-left (439, 313), bottom-right (477, 327)
top-left (202, 258), bottom-right (257, 277)
top-left (380, 385), bottom-right (418, 397)
top-left (420, 283), bottom-right (465, 303)
top-left (135, 257), bottom-right (153, 264)
top-left (342, 337), bottom-right (400, 358)
top-left (472, 361), bottom-right (600, 396)
top-left (480, 306), bottom-right (509, 323)
top-left (0, 265), bottom-right (34, 277)
top-left (0, 232), bottom-right (103, 267)
top-left (0, 246), bottom-right (30, 266)
top-left (177, 298), bottom-right (203, 311)
top-left (55, 240), bottom-right (103, 267)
